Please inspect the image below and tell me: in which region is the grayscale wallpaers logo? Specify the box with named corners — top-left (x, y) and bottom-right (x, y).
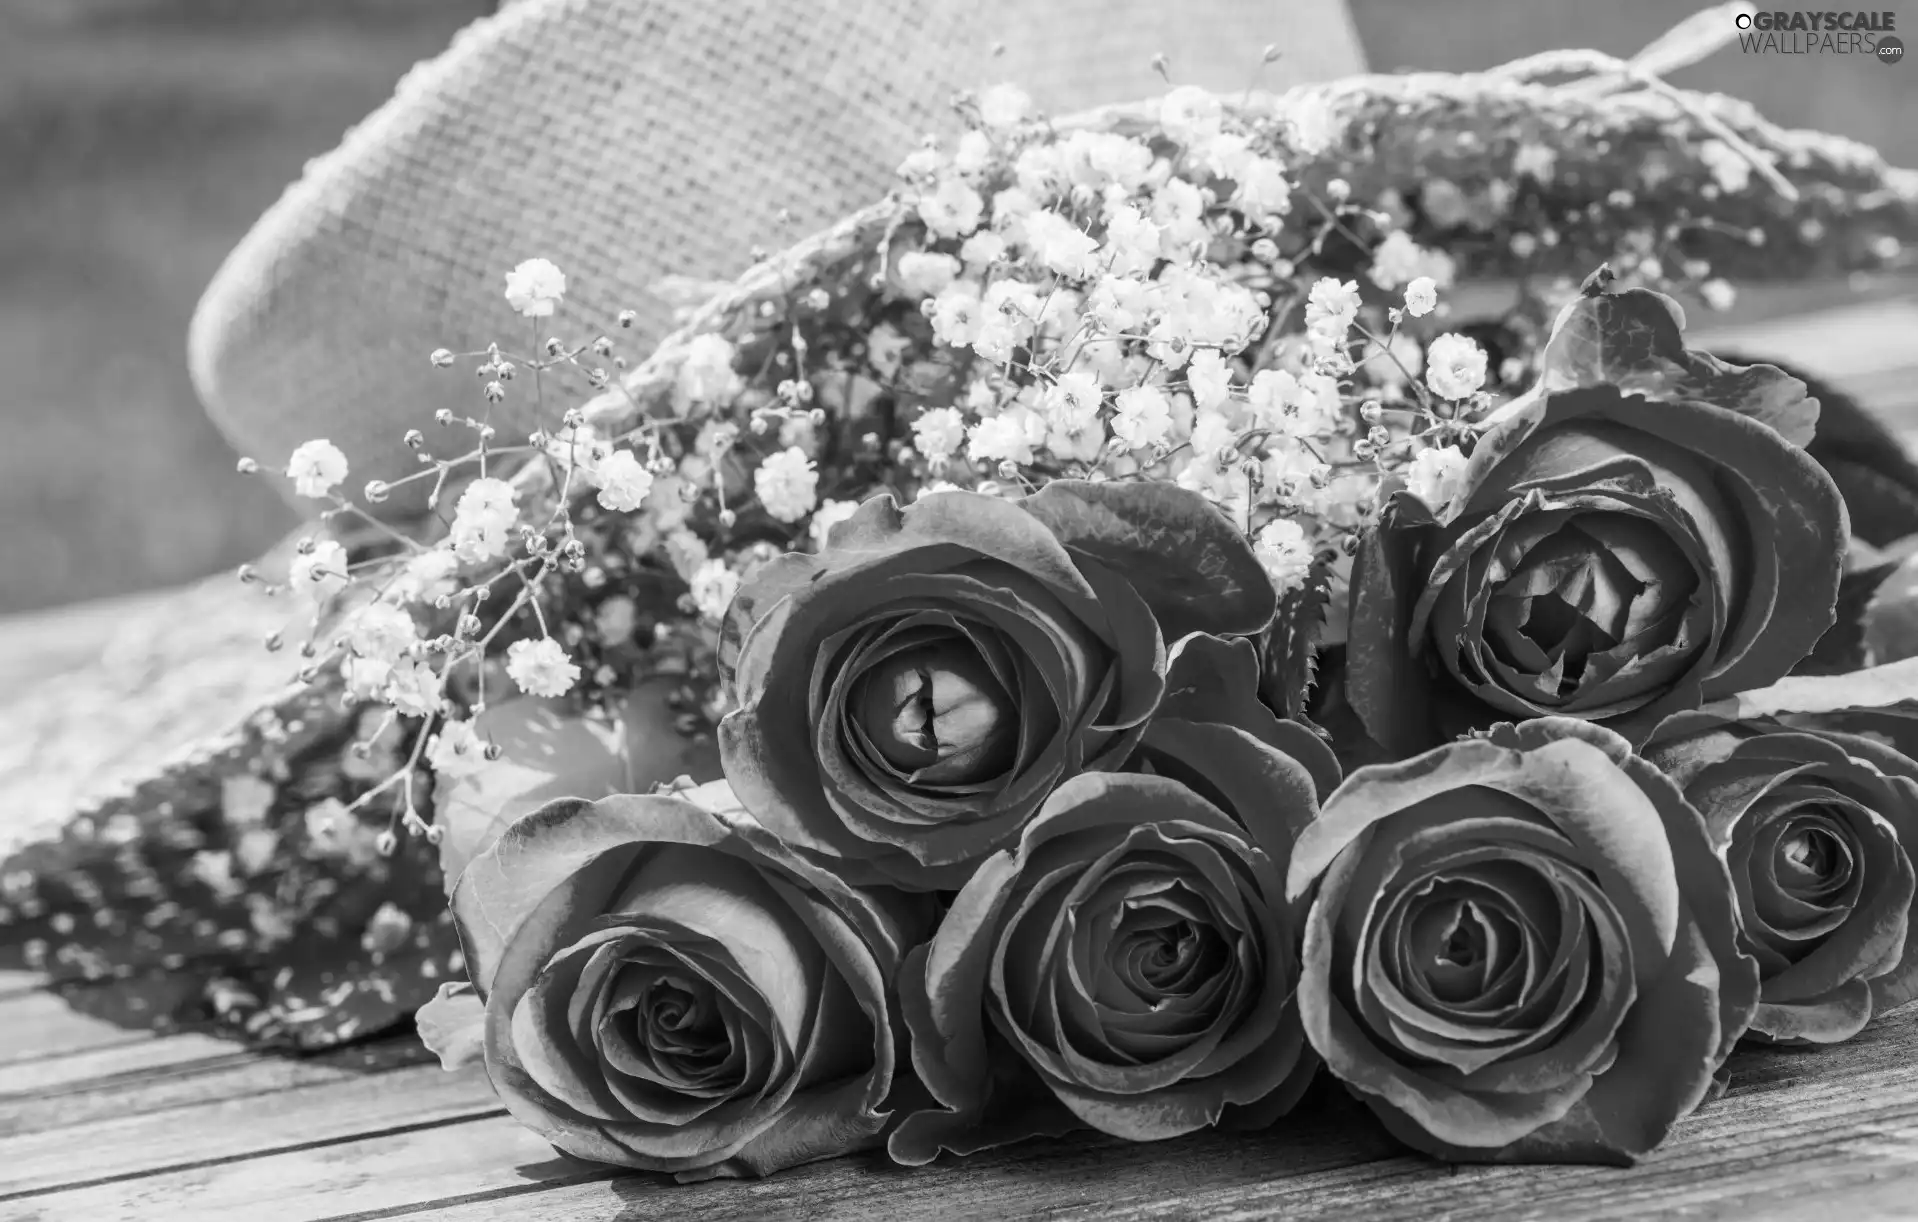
top-left (1735, 9), bottom-right (1904, 62)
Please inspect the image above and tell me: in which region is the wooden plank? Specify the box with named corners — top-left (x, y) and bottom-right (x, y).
top-left (6, 1111), bottom-right (608, 1222)
top-left (0, 1035), bottom-right (433, 1139)
top-left (0, 1060), bottom-right (499, 1200)
top-left (390, 1008), bottom-right (1918, 1222)
top-left (0, 1033), bottom-right (236, 1100)
top-left (0, 991), bottom-right (153, 1065)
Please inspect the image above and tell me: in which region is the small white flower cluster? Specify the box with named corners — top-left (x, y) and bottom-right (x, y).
top-left (884, 82), bottom-right (1491, 590)
top-left (251, 258), bottom-right (742, 851)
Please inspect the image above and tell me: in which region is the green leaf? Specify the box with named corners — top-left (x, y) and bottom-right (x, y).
top-left (431, 682), bottom-right (720, 896)
top-left (1864, 547), bottom-right (1918, 667)
top-left (1018, 479), bottom-right (1277, 640)
top-left (1486, 271), bottom-right (1820, 447)
top-left (1703, 656), bottom-right (1918, 721)
top-left (1260, 552), bottom-right (1337, 723)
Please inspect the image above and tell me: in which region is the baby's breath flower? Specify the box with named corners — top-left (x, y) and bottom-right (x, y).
top-left (544, 423), bottom-right (611, 484)
top-left (677, 333), bottom-right (743, 403)
top-left (385, 548), bottom-right (461, 605)
top-left (594, 449), bottom-right (655, 513)
top-left (895, 250), bottom-right (961, 298)
top-left (967, 406), bottom-right (1046, 466)
top-left (503, 258), bottom-right (566, 318)
top-left (504, 638), bottom-right (580, 699)
top-left (1185, 349), bottom-right (1234, 411)
top-left (341, 653), bottom-right (393, 701)
top-left (1403, 276), bottom-right (1438, 317)
top-left (1150, 178), bottom-right (1209, 256)
top-left (929, 283), bottom-right (985, 348)
top-left (1042, 370), bottom-right (1104, 423)
top-left (809, 498), bottom-right (861, 551)
top-left (286, 440), bottom-right (348, 500)
top-left (1254, 518), bottom-right (1315, 595)
top-left (1701, 279), bottom-right (1737, 311)
top-left (1286, 94), bottom-right (1341, 156)
top-left (1305, 277), bottom-right (1363, 332)
top-left (385, 658), bottom-right (445, 717)
top-left (1232, 156), bottom-right (1293, 223)
top-left (1405, 444), bottom-right (1469, 512)
top-left (289, 539), bottom-right (350, 603)
top-left (977, 82), bottom-right (1032, 132)
top-left (958, 230), bottom-right (1007, 270)
top-left (1159, 85), bottom-right (1224, 146)
top-left (912, 406), bottom-right (968, 462)
top-left (1424, 333), bottom-right (1490, 401)
top-left (1369, 231), bottom-right (1456, 290)
top-left (341, 602), bottom-right (419, 664)
top-left (426, 718), bottom-right (489, 778)
top-left (917, 176), bottom-right (985, 239)
top-left (450, 477), bottom-right (518, 563)
top-left (754, 446), bottom-right (820, 523)
top-left (689, 558), bottom-right (741, 622)
top-left (1020, 209), bottom-right (1099, 280)
top-left (1111, 385), bottom-right (1174, 450)
top-left (952, 129), bottom-right (994, 175)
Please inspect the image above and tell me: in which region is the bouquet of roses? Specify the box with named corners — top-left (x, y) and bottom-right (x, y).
top-left (9, 37), bottom-right (1918, 1180)
top-left (405, 246), bottom-right (1918, 1177)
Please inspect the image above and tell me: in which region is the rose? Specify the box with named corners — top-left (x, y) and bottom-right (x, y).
top-left (1287, 717), bottom-right (1758, 1164)
top-left (720, 481), bottom-right (1275, 890)
top-left (888, 637), bottom-right (1325, 1162)
top-left (1646, 705), bottom-right (1918, 1043)
top-left (416, 782), bottom-right (932, 1181)
top-left (1347, 283), bottom-right (1845, 753)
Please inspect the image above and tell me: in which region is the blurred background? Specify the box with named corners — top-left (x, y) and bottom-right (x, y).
top-left (2, 0), bottom-right (1914, 615)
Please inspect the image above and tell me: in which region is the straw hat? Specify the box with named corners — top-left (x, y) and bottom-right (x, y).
top-left (187, 0), bottom-right (1367, 506)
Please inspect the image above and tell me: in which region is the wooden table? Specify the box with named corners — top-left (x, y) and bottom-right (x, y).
top-left (6, 290), bottom-right (1918, 1221)
top-left (6, 971), bottom-right (1918, 1221)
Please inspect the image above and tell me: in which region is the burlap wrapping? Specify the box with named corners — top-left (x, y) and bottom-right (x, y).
top-left (187, 0), bottom-right (1368, 503)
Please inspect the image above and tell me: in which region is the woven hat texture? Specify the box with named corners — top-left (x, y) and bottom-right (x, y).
top-left (188, 0), bottom-right (1367, 505)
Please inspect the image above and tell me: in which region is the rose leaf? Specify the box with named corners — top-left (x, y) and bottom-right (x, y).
top-left (432, 683), bottom-right (718, 897)
top-left (1493, 275), bottom-right (1819, 448)
top-left (1260, 550), bottom-right (1338, 723)
top-left (431, 701), bottom-right (627, 897)
top-left (416, 980), bottom-right (488, 1070)
top-left (1863, 547), bottom-right (1918, 668)
top-left (1705, 658), bottom-right (1918, 721)
top-left (1019, 479), bottom-right (1277, 639)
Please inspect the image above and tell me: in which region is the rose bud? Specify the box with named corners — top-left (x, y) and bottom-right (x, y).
top-left (1289, 717), bottom-right (1759, 1165)
top-left (851, 641), bottom-right (1017, 784)
top-left (720, 482), bottom-right (1275, 890)
top-left (1647, 704), bottom-right (1918, 1043)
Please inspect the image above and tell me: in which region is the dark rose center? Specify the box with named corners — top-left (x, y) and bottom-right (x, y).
top-left (852, 640), bottom-right (1017, 785)
top-left (1484, 514), bottom-right (1697, 697)
top-left (632, 974), bottom-right (730, 1073)
top-left (1409, 894), bottom-right (1516, 1005)
top-left (1120, 911), bottom-right (1226, 998)
top-left (1775, 814), bottom-right (1855, 901)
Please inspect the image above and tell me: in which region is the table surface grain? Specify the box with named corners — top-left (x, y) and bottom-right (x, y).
top-left (4, 292), bottom-right (1918, 1222)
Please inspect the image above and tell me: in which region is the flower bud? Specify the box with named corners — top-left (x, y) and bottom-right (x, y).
top-left (851, 643), bottom-right (1016, 786)
top-left (430, 348), bottom-right (455, 368)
